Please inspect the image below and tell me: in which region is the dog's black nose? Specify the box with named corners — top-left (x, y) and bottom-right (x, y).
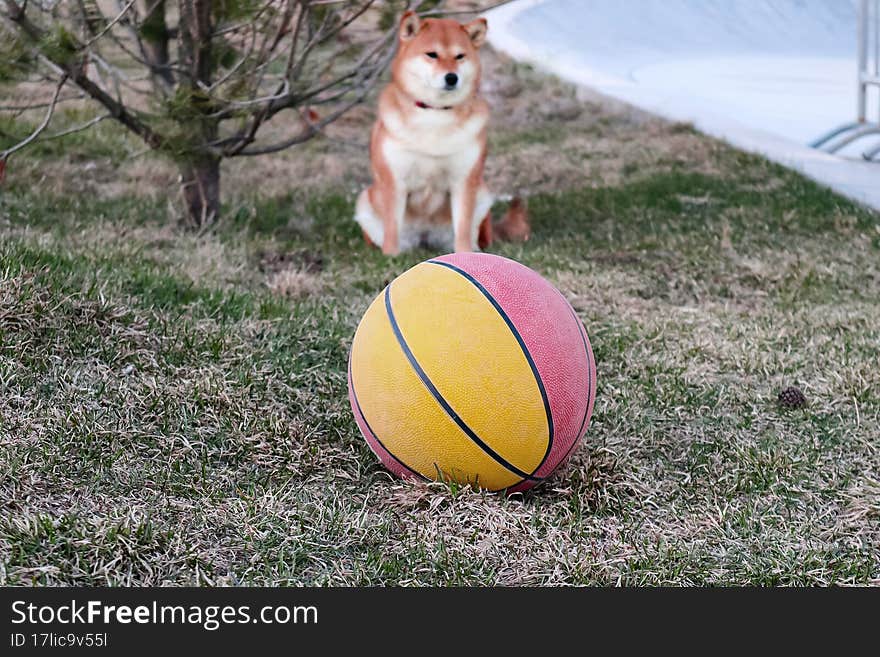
top-left (444, 73), bottom-right (459, 87)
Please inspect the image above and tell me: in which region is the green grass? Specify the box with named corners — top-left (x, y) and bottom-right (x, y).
top-left (2, 152), bottom-right (878, 586)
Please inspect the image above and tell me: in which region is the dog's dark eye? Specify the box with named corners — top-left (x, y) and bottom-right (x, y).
top-left (426, 52), bottom-right (438, 59)
top-left (455, 54), bottom-right (465, 60)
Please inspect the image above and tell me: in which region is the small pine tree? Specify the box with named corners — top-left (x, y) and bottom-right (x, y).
top-left (0, 1), bottom-right (407, 226)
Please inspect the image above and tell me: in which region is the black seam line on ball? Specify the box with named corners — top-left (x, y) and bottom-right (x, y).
top-left (426, 259), bottom-right (554, 474)
top-left (560, 304), bottom-right (593, 464)
top-left (384, 285), bottom-right (543, 483)
top-left (348, 354), bottom-right (430, 482)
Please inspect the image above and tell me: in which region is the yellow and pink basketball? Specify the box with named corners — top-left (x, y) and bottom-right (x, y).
top-left (348, 253), bottom-right (596, 493)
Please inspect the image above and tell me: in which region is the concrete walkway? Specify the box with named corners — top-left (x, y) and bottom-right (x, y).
top-left (486, 0), bottom-right (880, 211)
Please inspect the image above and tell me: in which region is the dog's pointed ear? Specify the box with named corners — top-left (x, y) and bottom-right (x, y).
top-left (464, 18), bottom-right (488, 48)
top-left (399, 11), bottom-right (421, 41)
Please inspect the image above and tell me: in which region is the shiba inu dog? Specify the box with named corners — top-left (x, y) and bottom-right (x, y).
top-left (355, 11), bottom-right (529, 254)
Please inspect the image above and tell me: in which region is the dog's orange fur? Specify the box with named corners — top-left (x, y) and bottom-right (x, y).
top-left (355, 11), bottom-right (528, 255)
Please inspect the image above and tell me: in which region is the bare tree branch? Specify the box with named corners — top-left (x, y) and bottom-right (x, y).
top-left (83, 0), bottom-right (137, 47)
top-left (2, 0), bottom-right (164, 149)
top-left (0, 73), bottom-right (67, 161)
top-left (0, 93), bottom-right (87, 110)
top-left (138, 0), bottom-right (175, 90)
top-left (228, 35), bottom-right (396, 157)
top-left (42, 112), bottom-right (111, 140)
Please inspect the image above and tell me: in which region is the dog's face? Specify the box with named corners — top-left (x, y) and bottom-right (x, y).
top-left (392, 12), bottom-right (488, 108)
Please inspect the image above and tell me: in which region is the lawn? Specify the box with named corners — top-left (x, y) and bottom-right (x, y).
top-left (1, 46), bottom-right (879, 586)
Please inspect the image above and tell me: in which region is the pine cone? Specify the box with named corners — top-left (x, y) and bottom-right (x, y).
top-left (777, 386), bottom-right (807, 409)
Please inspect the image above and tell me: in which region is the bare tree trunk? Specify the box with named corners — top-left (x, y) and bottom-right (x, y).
top-left (141, 0), bottom-right (174, 88)
top-left (180, 156), bottom-right (220, 227)
top-left (177, 0), bottom-right (219, 227)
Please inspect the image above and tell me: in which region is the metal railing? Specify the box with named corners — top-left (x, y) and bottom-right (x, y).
top-left (811, 0), bottom-right (880, 160)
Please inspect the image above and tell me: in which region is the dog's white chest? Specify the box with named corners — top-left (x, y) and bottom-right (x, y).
top-left (382, 110), bottom-right (485, 190)
top-left (382, 111), bottom-right (485, 190)
top-left (390, 148), bottom-right (452, 191)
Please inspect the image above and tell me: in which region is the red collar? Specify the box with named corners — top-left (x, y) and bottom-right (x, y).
top-left (415, 100), bottom-right (453, 110)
